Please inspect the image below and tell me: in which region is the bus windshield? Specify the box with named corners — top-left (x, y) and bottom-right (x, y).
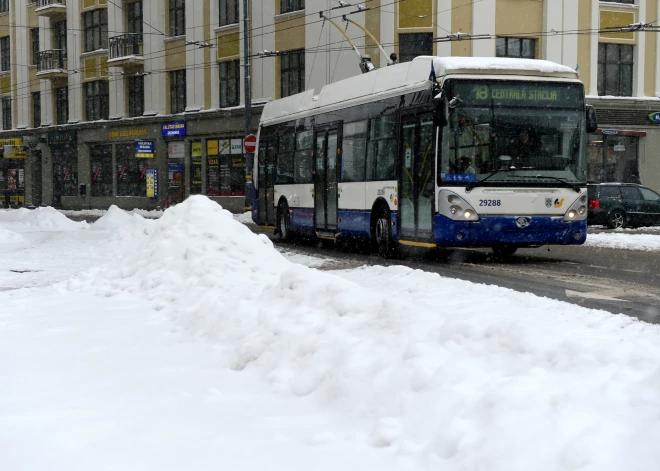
top-left (439, 79), bottom-right (587, 185)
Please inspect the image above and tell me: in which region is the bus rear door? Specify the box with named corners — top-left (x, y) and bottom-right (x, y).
top-left (314, 125), bottom-right (341, 236)
top-left (399, 113), bottom-right (435, 245)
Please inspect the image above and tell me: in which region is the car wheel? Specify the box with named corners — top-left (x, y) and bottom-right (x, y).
top-left (492, 246), bottom-right (518, 257)
top-left (607, 209), bottom-right (626, 229)
top-left (277, 201), bottom-right (291, 242)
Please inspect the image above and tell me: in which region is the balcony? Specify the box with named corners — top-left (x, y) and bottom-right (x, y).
top-left (35, 0), bottom-right (67, 18)
top-left (36, 50), bottom-right (67, 79)
top-left (108, 34), bottom-right (144, 67)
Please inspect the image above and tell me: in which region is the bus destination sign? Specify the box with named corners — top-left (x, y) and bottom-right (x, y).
top-left (450, 81), bottom-right (583, 108)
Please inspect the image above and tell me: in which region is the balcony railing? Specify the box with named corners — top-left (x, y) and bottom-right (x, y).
top-left (35, 0), bottom-right (66, 16)
top-left (37, 50), bottom-right (67, 75)
top-left (109, 34), bottom-right (144, 62)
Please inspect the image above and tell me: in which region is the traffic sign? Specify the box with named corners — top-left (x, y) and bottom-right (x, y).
top-left (244, 134), bottom-right (257, 153)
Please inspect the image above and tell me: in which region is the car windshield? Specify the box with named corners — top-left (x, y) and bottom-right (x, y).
top-left (440, 79), bottom-right (587, 185)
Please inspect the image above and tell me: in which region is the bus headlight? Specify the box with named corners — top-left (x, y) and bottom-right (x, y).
top-left (567, 210), bottom-right (577, 219)
top-left (439, 190), bottom-right (480, 222)
top-left (563, 190), bottom-right (588, 222)
top-left (578, 205), bottom-right (586, 215)
top-left (450, 205), bottom-right (460, 215)
top-left (464, 209), bottom-right (473, 219)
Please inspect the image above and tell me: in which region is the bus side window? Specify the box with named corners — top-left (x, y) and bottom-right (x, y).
top-left (294, 130), bottom-right (314, 184)
top-left (276, 132), bottom-right (295, 184)
top-left (342, 121), bottom-right (368, 182)
top-left (367, 115), bottom-right (396, 180)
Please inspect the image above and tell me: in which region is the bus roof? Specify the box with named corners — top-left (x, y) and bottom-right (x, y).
top-left (260, 56), bottom-right (579, 126)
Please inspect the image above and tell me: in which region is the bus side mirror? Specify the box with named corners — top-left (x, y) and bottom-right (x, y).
top-left (434, 92), bottom-right (449, 127)
top-left (586, 104), bottom-right (598, 133)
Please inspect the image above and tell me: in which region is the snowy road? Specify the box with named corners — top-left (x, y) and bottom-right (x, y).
top-left (2, 200), bottom-right (660, 471)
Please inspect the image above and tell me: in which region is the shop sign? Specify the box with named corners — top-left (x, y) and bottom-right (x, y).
top-left (219, 139), bottom-right (231, 154)
top-left (3, 145), bottom-right (28, 159)
top-left (191, 142), bottom-right (202, 158)
top-left (167, 141), bottom-right (185, 159)
top-left (602, 129), bottom-right (618, 135)
top-left (146, 169), bottom-right (159, 198)
top-left (649, 112), bottom-right (660, 124)
top-left (162, 121), bottom-right (186, 137)
top-left (231, 138), bottom-right (243, 154)
top-left (168, 162), bottom-right (184, 173)
top-left (0, 137), bottom-right (23, 147)
top-left (47, 131), bottom-right (76, 146)
top-left (135, 140), bottom-right (155, 158)
top-left (207, 139), bottom-right (219, 156)
top-left (109, 129), bottom-right (148, 139)
top-left (613, 144), bottom-right (626, 152)
top-left (7, 169), bottom-right (17, 189)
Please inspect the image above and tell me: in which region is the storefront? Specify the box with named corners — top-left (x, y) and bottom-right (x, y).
top-left (587, 129), bottom-right (644, 184)
top-left (0, 138), bottom-right (26, 208)
top-left (47, 131), bottom-right (78, 208)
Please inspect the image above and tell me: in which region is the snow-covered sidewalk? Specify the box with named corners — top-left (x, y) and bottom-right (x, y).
top-left (2, 200), bottom-right (660, 471)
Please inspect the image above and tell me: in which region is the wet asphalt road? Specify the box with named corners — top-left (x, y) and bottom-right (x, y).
top-left (253, 227), bottom-right (660, 324)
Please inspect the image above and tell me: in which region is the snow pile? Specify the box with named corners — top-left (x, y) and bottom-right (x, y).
top-left (0, 224), bottom-right (22, 242)
top-left (90, 205), bottom-right (151, 235)
top-left (234, 211), bottom-right (255, 225)
top-left (585, 232), bottom-right (660, 251)
top-left (66, 196), bottom-right (660, 470)
top-left (0, 207), bottom-right (87, 231)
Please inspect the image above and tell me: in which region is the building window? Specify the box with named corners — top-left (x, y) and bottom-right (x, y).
top-left (280, 49), bottom-right (305, 98)
top-left (90, 145), bottom-right (113, 197)
top-left (219, 60), bottom-right (240, 107)
top-left (32, 92), bottom-right (41, 128)
top-left (117, 143), bottom-right (148, 197)
top-left (31, 29), bottom-right (39, 66)
top-left (170, 69), bottom-right (186, 113)
top-left (169, 0), bottom-right (185, 37)
top-left (0, 0), bottom-right (7, 14)
top-left (128, 75), bottom-right (144, 117)
top-left (1, 97), bottom-right (11, 130)
top-left (54, 21), bottom-right (67, 51)
top-left (598, 43), bottom-right (634, 97)
top-left (219, 0), bottom-right (239, 26)
top-left (127, 1), bottom-right (143, 34)
top-left (0, 36), bottom-right (10, 72)
top-left (496, 37), bottom-right (536, 59)
top-left (398, 33), bottom-right (433, 63)
top-left (85, 80), bottom-right (109, 121)
top-left (281, 0), bottom-right (304, 14)
top-left (56, 86), bottom-right (68, 124)
top-left (84, 9), bottom-right (108, 52)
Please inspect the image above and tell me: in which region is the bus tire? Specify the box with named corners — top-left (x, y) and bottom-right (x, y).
top-left (277, 200), bottom-right (291, 242)
top-left (374, 207), bottom-right (396, 258)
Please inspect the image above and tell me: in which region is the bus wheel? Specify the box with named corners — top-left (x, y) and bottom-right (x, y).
top-left (375, 209), bottom-right (396, 258)
top-left (277, 201), bottom-right (291, 242)
top-left (492, 246), bottom-right (518, 257)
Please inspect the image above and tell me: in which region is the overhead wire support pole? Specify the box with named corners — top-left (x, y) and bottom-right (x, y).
top-left (243, 0), bottom-right (253, 210)
top-left (342, 15), bottom-right (395, 65)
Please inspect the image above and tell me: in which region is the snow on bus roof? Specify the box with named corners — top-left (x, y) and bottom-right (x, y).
top-left (260, 56), bottom-right (579, 125)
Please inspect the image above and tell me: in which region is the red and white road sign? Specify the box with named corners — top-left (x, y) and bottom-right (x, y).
top-left (243, 134), bottom-right (257, 153)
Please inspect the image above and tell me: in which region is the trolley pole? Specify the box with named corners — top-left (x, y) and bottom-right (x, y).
top-left (243, 0), bottom-right (253, 210)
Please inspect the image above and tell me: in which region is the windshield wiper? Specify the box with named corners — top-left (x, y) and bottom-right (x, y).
top-left (465, 167), bottom-right (520, 192)
top-left (507, 174), bottom-right (581, 193)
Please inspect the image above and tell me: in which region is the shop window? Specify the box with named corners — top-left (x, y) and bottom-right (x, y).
top-left (52, 146), bottom-right (78, 203)
top-left (0, 159), bottom-right (26, 208)
top-left (1, 97), bottom-right (10, 130)
top-left (219, 0), bottom-right (239, 26)
top-left (496, 37), bottom-right (535, 59)
top-left (116, 143), bottom-right (148, 197)
top-left (170, 69), bottom-right (186, 113)
top-left (219, 60), bottom-right (240, 108)
top-left (56, 86), bottom-right (68, 125)
top-left (90, 145), bottom-right (113, 197)
top-left (0, 0), bottom-right (7, 14)
top-left (341, 120), bottom-right (367, 182)
top-left (587, 134), bottom-right (640, 184)
top-left (206, 138), bottom-right (244, 196)
top-left (128, 75), bottom-right (144, 117)
top-left (280, 50), bottom-right (304, 98)
top-left (190, 141), bottom-right (202, 195)
top-left (281, 0), bottom-right (304, 14)
top-left (85, 80), bottom-right (109, 121)
top-left (32, 92), bottom-right (40, 128)
top-left (0, 36), bottom-right (10, 72)
top-left (366, 115), bottom-right (397, 180)
top-left (31, 29), bottom-right (39, 66)
top-left (598, 43), bottom-right (633, 97)
top-left (294, 130), bottom-right (314, 184)
top-left (54, 21), bottom-right (67, 51)
top-left (276, 132), bottom-right (295, 183)
top-left (169, 0), bottom-right (185, 37)
top-left (398, 33), bottom-right (433, 63)
top-left (83, 9), bottom-right (108, 53)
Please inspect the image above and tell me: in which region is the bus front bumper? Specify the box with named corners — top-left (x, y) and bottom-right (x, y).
top-left (433, 215), bottom-right (587, 247)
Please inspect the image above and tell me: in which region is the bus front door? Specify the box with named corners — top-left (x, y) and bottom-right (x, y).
top-left (257, 139), bottom-right (275, 226)
top-left (399, 114), bottom-right (435, 245)
top-left (314, 127), bottom-right (339, 235)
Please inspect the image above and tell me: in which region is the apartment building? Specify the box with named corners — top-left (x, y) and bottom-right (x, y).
top-left (0, 0), bottom-right (659, 210)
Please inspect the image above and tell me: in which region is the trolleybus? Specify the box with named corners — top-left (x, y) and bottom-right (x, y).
top-left (252, 56), bottom-right (597, 257)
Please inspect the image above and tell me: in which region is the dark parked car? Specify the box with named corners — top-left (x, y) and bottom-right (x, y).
top-left (587, 183), bottom-right (660, 228)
